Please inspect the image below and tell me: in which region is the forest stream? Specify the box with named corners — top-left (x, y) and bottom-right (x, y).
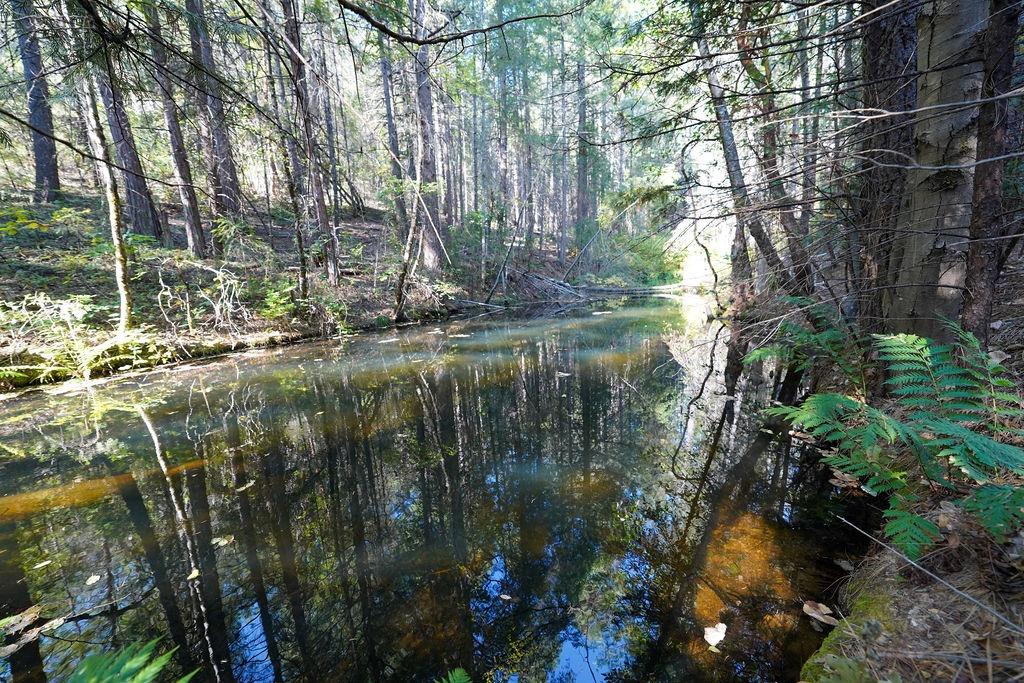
top-left (0, 300), bottom-right (865, 682)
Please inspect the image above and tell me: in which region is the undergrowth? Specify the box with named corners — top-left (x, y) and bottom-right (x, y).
top-left (759, 317), bottom-right (1024, 558)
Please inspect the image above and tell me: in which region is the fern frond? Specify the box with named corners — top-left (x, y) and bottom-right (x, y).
top-left (882, 507), bottom-right (941, 560)
top-left (960, 484), bottom-right (1024, 541)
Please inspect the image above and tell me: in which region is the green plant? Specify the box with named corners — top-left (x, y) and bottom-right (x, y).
top-left (744, 300), bottom-right (867, 394)
top-left (256, 277), bottom-right (296, 320)
top-left (0, 294), bottom-right (177, 385)
top-left (0, 205), bottom-right (48, 236)
top-left (770, 321), bottom-right (1024, 558)
top-left (68, 640), bottom-right (195, 683)
top-left (435, 669), bottom-right (471, 683)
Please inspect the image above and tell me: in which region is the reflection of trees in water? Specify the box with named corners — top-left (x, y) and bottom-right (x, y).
top-left (0, 312), bottom-right (843, 682)
top-left (0, 521), bottom-right (46, 683)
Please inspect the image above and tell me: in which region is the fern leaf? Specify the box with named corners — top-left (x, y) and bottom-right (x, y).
top-left (960, 484), bottom-right (1024, 541)
top-left (883, 508), bottom-right (941, 559)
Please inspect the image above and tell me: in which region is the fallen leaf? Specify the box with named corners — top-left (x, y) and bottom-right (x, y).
top-left (990, 320), bottom-right (1004, 330)
top-left (703, 622), bottom-right (727, 647)
top-left (236, 481), bottom-right (255, 492)
top-left (989, 349), bottom-right (1010, 364)
top-left (212, 535), bottom-right (234, 547)
top-left (556, 371), bottom-right (571, 377)
top-left (829, 470), bottom-right (860, 489)
top-left (85, 575), bottom-right (101, 586)
top-left (834, 559), bottom-right (855, 572)
top-left (803, 601), bottom-right (840, 626)
top-left (31, 560), bottom-right (52, 570)
top-left (186, 569), bottom-right (200, 581)
top-left (499, 594), bottom-right (513, 601)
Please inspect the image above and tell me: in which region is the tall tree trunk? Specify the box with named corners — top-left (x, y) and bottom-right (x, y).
top-left (697, 32), bottom-right (770, 422)
top-left (97, 62), bottom-right (163, 239)
top-left (185, 0), bottom-right (242, 219)
top-left (412, 0), bottom-right (445, 276)
top-left (959, 0), bottom-right (1020, 344)
top-left (280, 0), bottom-right (341, 284)
top-left (735, 7), bottom-right (812, 293)
top-left (265, 40), bottom-right (308, 298)
top-left (11, 0), bottom-right (59, 202)
top-left (888, 0), bottom-right (988, 337)
top-left (855, 0), bottom-right (918, 333)
top-left (379, 37), bottom-right (409, 236)
top-left (576, 60), bottom-right (591, 247)
top-left (82, 74), bottom-right (132, 333)
top-left (145, 4), bottom-right (206, 256)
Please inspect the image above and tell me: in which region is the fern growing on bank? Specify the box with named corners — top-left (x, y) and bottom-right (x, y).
top-left (767, 321), bottom-right (1024, 558)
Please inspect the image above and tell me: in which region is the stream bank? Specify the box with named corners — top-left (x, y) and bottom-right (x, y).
top-left (801, 494), bottom-right (1024, 680)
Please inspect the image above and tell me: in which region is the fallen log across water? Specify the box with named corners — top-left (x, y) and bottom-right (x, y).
top-left (512, 271), bottom-right (698, 299)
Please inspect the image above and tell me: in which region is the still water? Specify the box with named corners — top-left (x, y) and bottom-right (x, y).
top-left (0, 301), bottom-right (856, 682)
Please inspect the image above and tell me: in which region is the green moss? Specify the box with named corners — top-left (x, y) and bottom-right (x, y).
top-left (801, 579), bottom-right (897, 682)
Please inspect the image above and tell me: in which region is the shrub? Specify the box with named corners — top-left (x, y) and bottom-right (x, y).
top-left (0, 294), bottom-right (176, 385)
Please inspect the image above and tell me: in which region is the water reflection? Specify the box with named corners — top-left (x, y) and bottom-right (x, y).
top-left (0, 302), bottom-right (852, 682)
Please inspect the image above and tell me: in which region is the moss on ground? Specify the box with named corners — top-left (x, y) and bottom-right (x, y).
top-left (801, 567), bottom-right (899, 682)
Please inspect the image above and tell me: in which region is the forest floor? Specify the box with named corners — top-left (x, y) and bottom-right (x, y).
top-left (802, 503), bottom-right (1024, 681)
top-left (0, 192), bottom-right (453, 392)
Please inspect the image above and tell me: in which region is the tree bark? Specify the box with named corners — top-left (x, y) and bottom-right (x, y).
top-left (854, 0), bottom-right (918, 333)
top-left (412, 0), bottom-right (445, 276)
top-left (888, 0), bottom-right (988, 337)
top-left (379, 37), bottom-right (410, 237)
top-left (185, 0), bottom-right (243, 218)
top-left (82, 73), bottom-right (132, 333)
top-left (576, 60), bottom-right (591, 243)
top-left (11, 0), bottom-right (59, 202)
top-left (280, 0), bottom-right (341, 284)
top-left (145, 4), bottom-right (206, 256)
top-left (959, 0), bottom-right (1020, 344)
top-left (265, 40), bottom-right (308, 298)
top-left (97, 63), bottom-right (163, 239)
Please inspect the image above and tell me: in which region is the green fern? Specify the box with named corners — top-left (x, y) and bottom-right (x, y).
top-left (777, 321), bottom-right (1024, 557)
top-left (883, 506), bottom-right (941, 560)
top-left (961, 485), bottom-right (1024, 541)
top-left (68, 641), bottom-right (194, 683)
top-left (436, 669), bottom-right (472, 683)
top-left (745, 311), bottom-right (868, 393)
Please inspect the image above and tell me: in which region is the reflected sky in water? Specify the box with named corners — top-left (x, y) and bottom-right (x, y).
top-left (0, 300), bottom-right (857, 682)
